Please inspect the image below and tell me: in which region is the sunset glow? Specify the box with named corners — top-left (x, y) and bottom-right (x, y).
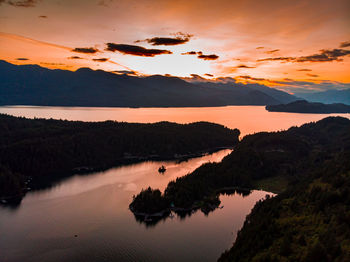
top-left (0, 0), bottom-right (349, 93)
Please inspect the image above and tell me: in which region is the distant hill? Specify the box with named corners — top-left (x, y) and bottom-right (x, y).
top-left (0, 60), bottom-right (298, 107)
top-left (295, 89), bottom-right (350, 105)
top-left (266, 100), bottom-right (350, 113)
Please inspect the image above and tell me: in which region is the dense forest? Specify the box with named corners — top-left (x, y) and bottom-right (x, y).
top-left (130, 117), bottom-right (350, 261)
top-left (266, 100), bottom-right (350, 113)
top-left (0, 114), bottom-right (239, 200)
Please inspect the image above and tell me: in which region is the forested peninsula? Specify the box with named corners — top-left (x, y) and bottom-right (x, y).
top-left (130, 117), bottom-right (350, 261)
top-left (266, 100), bottom-right (350, 113)
top-left (0, 114), bottom-right (239, 202)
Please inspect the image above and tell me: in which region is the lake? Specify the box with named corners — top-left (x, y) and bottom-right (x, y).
top-left (0, 106), bottom-right (349, 262)
top-left (0, 105), bottom-right (349, 136)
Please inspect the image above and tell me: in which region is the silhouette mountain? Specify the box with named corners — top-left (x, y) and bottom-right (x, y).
top-left (295, 89), bottom-right (350, 105)
top-left (0, 60), bottom-right (298, 107)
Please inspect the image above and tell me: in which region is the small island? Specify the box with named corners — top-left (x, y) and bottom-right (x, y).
top-left (266, 100), bottom-right (350, 113)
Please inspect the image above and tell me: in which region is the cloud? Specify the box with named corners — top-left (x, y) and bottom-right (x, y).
top-left (205, 73), bottom-right (213, 77)
top-left (137, 35), bottom-right (192, 46)
top-left (297, 69), bottom-right (312, 71)
top-left (340, 41), bottom-right (350, 48)
top-left (92, 58), bottom-right (109, 62)
top-left (181, 51), bottom-right (198, 55)
top-left (72, 47), bottom-right (98, 54)
top-left (306, 73), bottom-right (319, 77)
top-left (16, 57), bottom-right (29, 60)
top-left (258, 48), bottom-right (350, 63)
top-left (235, 64), bottom-right (255, 68)
top-left (112, 70), bottom-right (136, 75)
top-left (181, 50), bottom-right (219, 60)
top-left (197, 52), bottom-right (219, 60)
top-left (256, 46), bottom-right (264, 49)
top-left (38, 15), bottom-right (47, 18)
top-left (239, 75), bottom-right (265, 81)
top-left (190, 73), bottom-right (206, 80)
top-left (265, 49), bottom-right (280, 54)
top-left (257, 57), bottom-right (295, 62)
top-left (105, 43), bottom-right (172, 57)
top-left (269, 79), bottom-right (350, 94)
top-left (296, 49), bottom-right (350, 62)
top-left (68, 56), bottom-right (82, 59)
top-left (2, 0), bottom-right (39, 7)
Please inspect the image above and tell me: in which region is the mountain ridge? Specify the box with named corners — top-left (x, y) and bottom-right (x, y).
top-left (0, 60), bottom-right (298, 107)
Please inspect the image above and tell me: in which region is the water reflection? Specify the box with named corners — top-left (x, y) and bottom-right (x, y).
top-left (1, 105), bottom-right (349, 136)
top-left (132, 187), bottom-right (255, 227)
top-left (0, 148), bottom-right (272, 262)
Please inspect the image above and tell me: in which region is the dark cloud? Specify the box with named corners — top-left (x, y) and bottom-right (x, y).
top-left (105, 43), bottom-right (172, 57)
top-left (92, 58), bottom-right (109, 62)
top-left (306, 73), bottom-right (319, 77)
top-left (135, 32), bottom-right (192, 46)
top-left (205, 73), bottom-right (214, 77)
top-left (2, 0), bottom-right (39, 7)
top-left (190, 74), bottom-right (206, 80)
top-left (265, 49), bottom-right (280, 54)
top-left (256, 47), bottom-right (264, 49)
top-left (137, 36), bottom-right (191, 46)
top-left (68, 56), bottom-right (82, 59)
top-left (239, 75), bottom-right (265, 81)
top-left (257, 57), bottom-right (295, 62)
top-left (258, 48), bottom-right (350, 63)
top-left (16, 58), bottom-right (29, 60)
top-left (72, 47), bottom-right (98, 54)
top-left (297, 68), bottom-right (312, 71)
top-left (181, 51), bottom-right (198, 55)
top-left (340, 41), bottom-right (350, 48)
top-left (296, 49), bottom-right (350, 62)
top-left (38, 15), bottom-right (47, 18)
top-left (112, 70), bottom-right (136, 75)
top-left (197, 53), bottom-right (219, 60)
top-left (236, 64), bottom-right (255, 68)
top-left (181, 51), bottom-right (219, 60)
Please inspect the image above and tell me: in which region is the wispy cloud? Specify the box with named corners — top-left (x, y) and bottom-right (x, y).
top-left (264, 49), bottom-right (280, 54)
top-left (92, 58), bottom-right (109, 62)
top-left (258, 43), bottom-right (350, 63)
top-left (340, 41), bottom-right (350, 48)
top-left (72, 47), bottom-right (99, 54)
top-left (1, 0), bottom-right (39, 7)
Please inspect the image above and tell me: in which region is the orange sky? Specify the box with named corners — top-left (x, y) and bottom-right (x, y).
top-left (0, 0), bottom-right (349, 93)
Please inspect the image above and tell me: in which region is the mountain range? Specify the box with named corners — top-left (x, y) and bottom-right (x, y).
top-left (295, 89), bottom-right (350, 105)
top-left (0, 60), bottom-right (298, 107)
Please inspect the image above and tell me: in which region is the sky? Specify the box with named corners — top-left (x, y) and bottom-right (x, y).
top-left (0, 0), bottom-right (349, 93)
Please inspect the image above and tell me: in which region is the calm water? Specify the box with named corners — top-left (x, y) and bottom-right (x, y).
top-left (0, 106), bottom-right (349, 262)
top-left (1, 105), bottom-right (349, 136)
top-left (0, 150), bottom-right (270, 262)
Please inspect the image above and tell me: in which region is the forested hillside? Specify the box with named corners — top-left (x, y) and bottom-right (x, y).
top-left (130, 117), bottom-right (350, 261)
top-left (0, 114), bottom-right (239, 200)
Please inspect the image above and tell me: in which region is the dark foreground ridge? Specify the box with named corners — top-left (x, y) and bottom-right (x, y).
top-left (0, 114), bottom-right (239, 205)
top-left (130, 117), bottom-right (350, 261)
top-left (266, 100), bottom-right (350, 113)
